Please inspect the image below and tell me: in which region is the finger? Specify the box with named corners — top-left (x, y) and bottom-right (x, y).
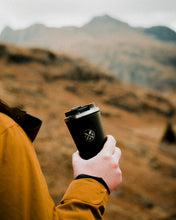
top-left (118, 167), bottom-right (122, 181)
top-left (112, 148), bottom-right (121, 169)
top-left (113, 147), bottom-right (121, 161)
top-left (100, 135), bottom-right (116, 155)
top-left (116, 167), bottom-right (122, 183)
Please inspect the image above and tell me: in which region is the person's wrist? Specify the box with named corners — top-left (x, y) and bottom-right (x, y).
top-left (75, 174), bottom-right (110, 194)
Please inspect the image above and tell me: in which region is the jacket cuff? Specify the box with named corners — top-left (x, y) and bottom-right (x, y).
top-left (60, 178), bottom-right (108, 206)
top-left (75, 174), bottom-right (110, 194)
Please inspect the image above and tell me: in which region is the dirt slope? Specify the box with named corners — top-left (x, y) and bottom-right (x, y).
top-left (0, 43), bottom-right (176, 220)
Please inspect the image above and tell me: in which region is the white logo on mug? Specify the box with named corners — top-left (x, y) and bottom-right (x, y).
top-left (83, 129), bottom-right (95, 142)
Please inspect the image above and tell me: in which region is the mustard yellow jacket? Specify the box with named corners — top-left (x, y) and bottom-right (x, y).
top-left (0, 112), bottom-right (108, 220)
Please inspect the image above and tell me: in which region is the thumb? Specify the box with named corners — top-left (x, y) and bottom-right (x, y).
top-left (72, 150), bottom-right (80, 163)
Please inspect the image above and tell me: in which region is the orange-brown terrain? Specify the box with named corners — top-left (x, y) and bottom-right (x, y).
top-left (0, 43), bottom-right (176, 220)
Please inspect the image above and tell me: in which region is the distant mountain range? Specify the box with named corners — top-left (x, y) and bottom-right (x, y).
top-left (0, 14), bottom-right (176, 91)
top-left (1, 15), bottom-right (176, 44)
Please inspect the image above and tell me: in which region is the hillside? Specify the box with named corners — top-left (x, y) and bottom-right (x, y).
top-left (0, 42), bottom-right (176, 220)
top-left (1, 15), bottom-right (176, 91)
top-left (143, 26), bottom-right (176, 42)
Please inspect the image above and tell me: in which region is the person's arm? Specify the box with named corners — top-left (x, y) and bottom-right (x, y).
top-left (56, 178), bottom-right (108, 220)
top-left (0, 112), bottom-right (121, 220)
top-left (56, 135), bottom-right (122, 220)
top-left (0, 113), bottom-right (56, 220)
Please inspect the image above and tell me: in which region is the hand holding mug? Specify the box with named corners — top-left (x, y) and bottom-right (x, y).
top-left (72, 135), bottom-right (122, 192)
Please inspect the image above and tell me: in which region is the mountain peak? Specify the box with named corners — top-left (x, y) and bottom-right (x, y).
top-left (28, 23), bottom-right (46, 29)
top-left (1, 26), bottom-right (13, 35)
top-left (84, 14), bottom-right (129, 28)
top-left (3, 26), bottom-right (13, 31)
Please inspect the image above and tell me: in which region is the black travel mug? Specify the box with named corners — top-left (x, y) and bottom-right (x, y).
top-left (64, 103), bottom-right (106, 159)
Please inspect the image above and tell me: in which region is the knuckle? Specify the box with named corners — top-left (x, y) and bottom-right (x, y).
top-left (103, 155), bottom-right (111, 161)
top-left (113, 162), bottom-right (119, 169)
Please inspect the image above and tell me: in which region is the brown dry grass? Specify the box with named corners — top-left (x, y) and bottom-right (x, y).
top-left (0, 43), bottom-right (176, 220)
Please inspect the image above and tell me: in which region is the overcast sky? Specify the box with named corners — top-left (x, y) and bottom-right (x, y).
top-left (0, 0), bottom-right (176, 33)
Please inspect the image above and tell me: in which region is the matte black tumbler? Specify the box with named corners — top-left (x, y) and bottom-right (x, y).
top-left (64, 103), bottom-right (106, 159)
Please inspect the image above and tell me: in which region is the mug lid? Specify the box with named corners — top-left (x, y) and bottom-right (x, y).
top-left (65, 103), bottom-right (99, 122)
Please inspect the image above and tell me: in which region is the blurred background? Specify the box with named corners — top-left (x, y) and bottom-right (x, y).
top-left (0, 0), bottom-right (176, 219)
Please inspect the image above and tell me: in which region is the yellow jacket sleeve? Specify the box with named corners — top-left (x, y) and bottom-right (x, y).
top-left (0, 113), bottom-right (108, 220)
top-left (56, 178), bottom-right (108, 220)
top-left (0, 113), bottom-right (56, 220)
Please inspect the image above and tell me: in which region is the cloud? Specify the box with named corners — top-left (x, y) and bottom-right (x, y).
top-left (0, 0), bottom-right (176, 32)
